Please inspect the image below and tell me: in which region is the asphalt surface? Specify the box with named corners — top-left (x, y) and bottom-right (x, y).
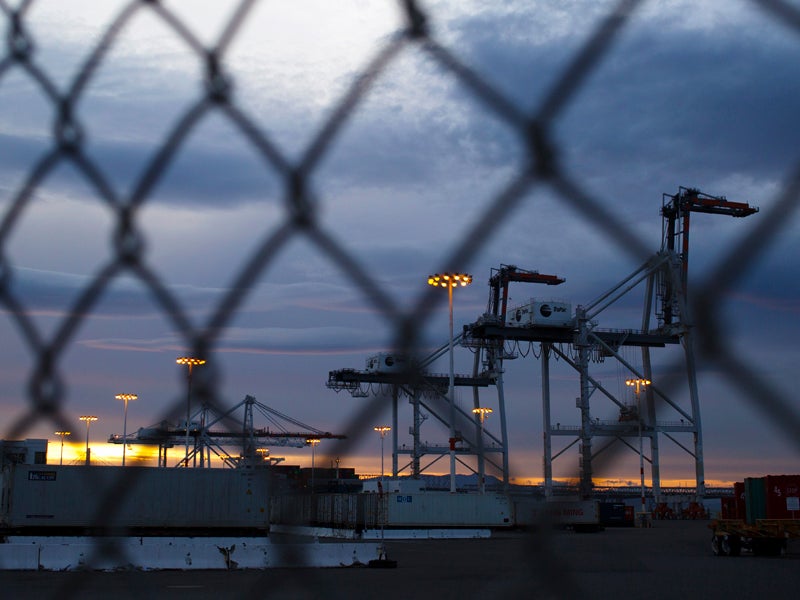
top-left (1, 521), bottom-right (798, 600)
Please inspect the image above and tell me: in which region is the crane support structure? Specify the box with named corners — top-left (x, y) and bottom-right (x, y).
top-left (327, 269), bottom-right (565, 490)
top-left (109, 394), bottom-right (345, 468)
top-left (489, 264), bottom-right (565, 322)
top-left (327, 188), bottom-right (758, 501)
top-left (660, 186), bottom-right (758, 326)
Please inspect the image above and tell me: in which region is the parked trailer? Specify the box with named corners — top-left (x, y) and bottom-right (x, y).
top-left (711, 474), bottom-right (800, 556)
top-left (709, 519), bottom-right (800, 557)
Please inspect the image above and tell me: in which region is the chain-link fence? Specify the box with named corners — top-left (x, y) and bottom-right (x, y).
top-left (1, 0), bottom-right (799, 597)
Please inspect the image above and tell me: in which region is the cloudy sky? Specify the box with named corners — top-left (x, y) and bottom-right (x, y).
top-left (0, 0), bottom-right (798, 485)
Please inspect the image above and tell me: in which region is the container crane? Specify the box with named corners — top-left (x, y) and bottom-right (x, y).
top-left (109, 394), bottom-right (345, 468)
top-left (487, 264), bottom-right (565, 323)
top-left (660, 187), bottom-right (758, 326)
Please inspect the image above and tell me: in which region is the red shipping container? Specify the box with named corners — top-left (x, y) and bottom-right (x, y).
top-left (764, 475), bottom-right (800, 520)
top-left (624, 505), bottom-right (634, 522)
top-left (720, 496), bottom-right (737, 519)
top-left (733, 481), bottom-right (745, 520)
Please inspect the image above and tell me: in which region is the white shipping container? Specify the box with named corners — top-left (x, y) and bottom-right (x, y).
top-left (365, 353), bottom-right (411, 373)
top-left (362, 479), bottom-right (425, 494)
top-left (506, 299), bottom-right (573, 328)
top-left (386, 492), bottom-right (512, 527)
top-left (1, 464), bottom-right (270, 532)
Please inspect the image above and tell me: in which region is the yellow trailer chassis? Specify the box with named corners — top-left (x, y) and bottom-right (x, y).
top-left (709, 519), bottom-right (800, 557)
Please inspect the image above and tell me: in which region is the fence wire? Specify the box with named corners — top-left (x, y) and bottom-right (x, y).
top-left (1, 0), bottom-right (799, 598)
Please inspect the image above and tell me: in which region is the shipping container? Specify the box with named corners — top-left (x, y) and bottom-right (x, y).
top-left (0, 439), bottom-right (48, 468)
top-left (271, 492), bottom-right (513, 529)
top-left (1, 464), bottom-right (269, 534)
top-left (387, 492), bottom-right (511, 527)
top-left (733, 481), bottom-right (745, 519)
top-left (744, 477), bottom-right (766, 525)
top-left (506, 299), bottom-right (573, 328)
top-left (270, 493), bottom-right (379, 530)
top-left (764, 474), bottom-right (800, 520)
top-left (599, 502), bottom-right (634, 527)
top-left (365, 353), bottom-right (412, 373)
top-left (720, 497), bottom-right (738, 520)
top-left (711, 475), bottom-right (800, 557)
top-left (513, 499), bottom-right (600, 531)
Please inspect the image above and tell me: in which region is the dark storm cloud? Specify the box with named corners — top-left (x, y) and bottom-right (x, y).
top-left (436, 6), bottom-right (800, 190)
top-left (7, 267), bottom-right (221, 316)
top-left (0, 132), bottom-right (50, 178)
top-left (562, 30), bottom-right (800, 176)
top-left (81, 324), bottom-right (384, 355)
top-left (86, 138), bottom-right (283, 207)
top-left (1, 129), bottom-right (283, 208)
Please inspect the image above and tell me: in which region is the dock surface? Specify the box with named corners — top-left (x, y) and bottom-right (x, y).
top-left (2, 520), bottom-right (798, 599)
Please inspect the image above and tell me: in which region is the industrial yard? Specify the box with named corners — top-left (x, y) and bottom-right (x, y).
top-left (0, 188), bottom-right (795, 584)
top-left (1, 520), bottom-right (798, 600)
top-left (1, 2), bottom-right (799, 599)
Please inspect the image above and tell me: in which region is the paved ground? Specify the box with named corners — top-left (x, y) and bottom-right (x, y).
top-left (1, 521), bottom-right (799, 599)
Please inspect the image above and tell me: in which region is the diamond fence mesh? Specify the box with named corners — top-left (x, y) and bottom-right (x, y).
top-left (1, 0), bottom-right (799, 597)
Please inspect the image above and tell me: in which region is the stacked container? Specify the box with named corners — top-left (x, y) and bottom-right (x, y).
top-left (733, 481), bottom-right (746, 519)
top-left (764, 474), bottom-right (800, 519)
top-left (738, 474), bottom-right (800, 524)
top-left (744, 477), bottom-right (766, 524)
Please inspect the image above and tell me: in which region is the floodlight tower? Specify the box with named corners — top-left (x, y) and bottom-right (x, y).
top-left (55, 430), bottom-right (71, 465)
top-left (115, 393), bottom-right (137, 466)
top-left (472, 407), bottom-right (493, 493)
top-left (626, 378), bottom-right (651, 516)
top-left (374, 426), bottom-right (391, 486)
top-left (428, 272), bottom-right (472, 493)
top-left (176, 356), bottom-right (205, 467)
top-left (306, 438), bottom-right (320, 492)
top-left (79, 416), bottom-right (98, 465)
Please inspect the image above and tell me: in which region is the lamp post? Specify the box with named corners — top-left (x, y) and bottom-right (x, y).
top-left (472, 407), bottom-right (493, 493)
top-left (373, 426), bottom-right (391, 486)
top-left (428, 272), bottom-right (472, 493)
top-left (79, 416), bottom-right (98, 466)
top-left (115, 393), bottom-right (137, 466)
top-left (306, 438), bottom-right (320, 492)
top-left (626, 378), bottom-right (651, 520)
top-left (54, 430), bottom-right (71, 465)
top-left (176, 357), bottom-right (206, 467)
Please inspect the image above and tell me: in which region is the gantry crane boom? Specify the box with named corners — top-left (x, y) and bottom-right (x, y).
top-left (660, 187), bottom-right (759, 325)
top-left (108, 395), bottom-right (346, 468)
top-left (488, 264), bottom-right (565, 322)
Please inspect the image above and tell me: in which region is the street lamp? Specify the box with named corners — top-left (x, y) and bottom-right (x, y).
top-left (428, 272), bottom-right (472, 494)
top-left (176, 356), bottom-right (206, 467)
top-left (472, 407), bottom-right (493, 421)
top-left (54, 430), bottom-right (71, 465)
top-left (115, 393), bottom-right (137, 466)
top-left (79, 416), bottom-right (98, 466)
top-left (472, 407), bottom-right (493, 493)
top-left (626, 378), bottom-right (651, 520)
top-left (306, 438), bottom-right (321, 492)
top-left (373, 426), bottom-right (391, 486)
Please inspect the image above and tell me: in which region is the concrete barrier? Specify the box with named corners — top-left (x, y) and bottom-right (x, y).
top-left (0, 537), bottom-right (380, 570)
top-left (0, 544), bottom-right (38, 570)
